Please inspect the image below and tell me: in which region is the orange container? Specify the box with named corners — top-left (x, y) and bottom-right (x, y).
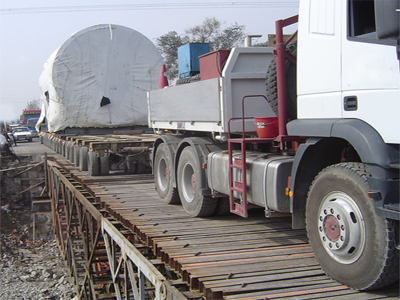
top-left (254, 117), bottom-right (279, 138)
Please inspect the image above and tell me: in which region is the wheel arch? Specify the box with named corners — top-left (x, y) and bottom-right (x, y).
top-left (153, 135), bottom-right (183, 162)
top-left (289, 119), bottom-right (400, 228)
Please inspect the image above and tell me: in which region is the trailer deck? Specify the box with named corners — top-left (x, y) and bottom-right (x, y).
top-left (42, 132), bottom-right (157, 153)
top-left (46, 154), bottom-right (399, 299)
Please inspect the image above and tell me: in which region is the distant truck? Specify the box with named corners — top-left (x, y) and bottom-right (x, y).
top-left (148, 0), bottom-right (399, 291)
top-left (26, 118), bottom-right (39, 137)
top-left (20, 109), bottom-right (40, 125)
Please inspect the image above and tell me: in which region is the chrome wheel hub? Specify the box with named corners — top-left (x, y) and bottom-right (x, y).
top-left (317, 192), bottom-right (366, 264)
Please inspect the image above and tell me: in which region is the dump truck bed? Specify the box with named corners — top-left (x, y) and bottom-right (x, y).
top-left (148, 47), bottom-right (277, 135)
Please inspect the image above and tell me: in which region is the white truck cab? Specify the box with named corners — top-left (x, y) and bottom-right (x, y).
top-left (294, 0), bottom-right (399, 144)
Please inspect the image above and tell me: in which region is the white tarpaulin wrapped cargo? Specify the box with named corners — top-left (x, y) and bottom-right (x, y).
top-left (38, 24), bottom-right (163, 132)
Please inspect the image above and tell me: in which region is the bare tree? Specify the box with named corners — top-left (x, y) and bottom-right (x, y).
top-left (184, 17), bottom-right (222, 45)
top-left (156, 17), bottom-right (246, 81)
top-left (156, 31), bottom-right (187, 80)
top-left (25, 99), bottom-right (40, 110)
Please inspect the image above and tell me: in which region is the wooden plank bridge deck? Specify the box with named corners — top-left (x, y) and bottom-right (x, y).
top-left (51, 156), bottom-right (400, 300)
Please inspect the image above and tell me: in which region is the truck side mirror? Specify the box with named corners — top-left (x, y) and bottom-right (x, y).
top-left (375, 0), bottom-right (400, 59)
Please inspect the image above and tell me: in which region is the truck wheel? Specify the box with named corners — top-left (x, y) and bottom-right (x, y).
top-left (306, 163), bottom-right (399, 290)
top-left (177, 146), bottom-right (217, 217)
top-left (88, 151), bottom-right (100, 176)
top-left (154, 143), bottom-right (179, 204)
top-left (79, 147), bottom-right (89, 171)
top-left (99, 155), bottom-right (109, 176)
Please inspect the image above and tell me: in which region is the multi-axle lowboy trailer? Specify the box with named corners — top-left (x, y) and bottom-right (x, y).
top-left (41, 131), bottom-right (157, 176)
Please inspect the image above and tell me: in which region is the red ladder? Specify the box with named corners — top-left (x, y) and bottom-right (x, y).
top-left (228, 138), bottom-right (248, 217)
top-left (227, 95), bottom-right (275, 218)
top-left (227, 15), bottom-right (300, 217)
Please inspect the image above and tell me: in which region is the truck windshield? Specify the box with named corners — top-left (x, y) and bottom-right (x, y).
top-left (27, 119), bottom-right (38, 129)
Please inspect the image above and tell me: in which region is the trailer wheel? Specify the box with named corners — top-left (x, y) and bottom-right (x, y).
top-left (74, 145), bottom-right (80, 167)
top-left (306, 163), bottom-right (399, 290)
top-left (99, 155), bottom-right (109, 176)
top-left (154, 143), bottom-right (179, 204)
top-left (69, 143), bottom-right (75, 163)
top-left (177, 146), bottom-right (217, 217)
top-left (88, 151), bottom-right (100, 176)
top-left (61, 142), bottom-right (66, 157)
top-left (55, 139), bottom-right (61, 153)
top-left (79, 147), bottom-right (89, 171)
top-left (65, 142), bottom-right (71, 158)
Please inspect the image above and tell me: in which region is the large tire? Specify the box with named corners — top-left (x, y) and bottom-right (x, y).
top-left (306, 163), bottom-right (399, 290)
top-left (266, 40), bottom-right (297, 120)
top-left (69, 143), bottom-right (75, 163)
top-left (74, 145), bottom-right (80, 167)
top-left (88, 151), bottom-right (100, 176)
top-left (79, 147), bottom-right (89, 171)
top-left (65, 142), bottom-right (70, 158)
top-left (99, 155), bottom-right (110, 176)
top-left (177, 146), bottom-right (217, 217)
top-left (154, 143), bottom-right (180, 204)
top-left (61, 142), bottom-right (66, 157)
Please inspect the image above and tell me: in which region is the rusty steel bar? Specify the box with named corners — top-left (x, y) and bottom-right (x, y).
top-left (275, 14), bottom-right (298, 137)
top-left (47, 161), bottom-right (187, 300)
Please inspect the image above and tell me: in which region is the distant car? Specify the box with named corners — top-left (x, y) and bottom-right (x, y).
top-left (12, 127), bottom-right (33, 142)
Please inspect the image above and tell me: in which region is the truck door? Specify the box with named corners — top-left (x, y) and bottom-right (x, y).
top-left (297, 0), bottom-right (342, 119)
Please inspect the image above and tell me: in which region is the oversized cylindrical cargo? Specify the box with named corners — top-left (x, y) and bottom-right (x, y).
top-left (38, 24), bottom-right (163, 132)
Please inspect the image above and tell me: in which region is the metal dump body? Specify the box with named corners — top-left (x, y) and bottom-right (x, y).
top-left (148, 47), bottom-right (276, 135)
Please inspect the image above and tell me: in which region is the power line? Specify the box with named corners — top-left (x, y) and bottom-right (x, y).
top-left (0, 2), bottom-right (299, 15)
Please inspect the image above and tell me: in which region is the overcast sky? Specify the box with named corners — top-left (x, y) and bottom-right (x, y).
top-left (0, 0), bottom-right (299, 122)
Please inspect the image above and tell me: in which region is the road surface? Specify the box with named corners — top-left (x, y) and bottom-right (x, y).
top-left (12, 138), bottom-right (55, 156)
